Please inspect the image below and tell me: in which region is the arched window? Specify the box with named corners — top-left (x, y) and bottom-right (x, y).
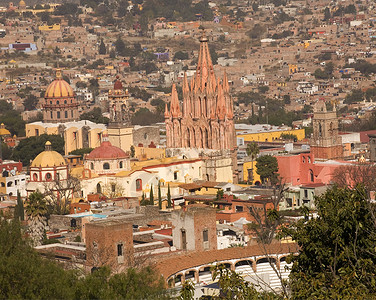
top-left (302, 156), bottom-right (306, 163)
top-left (318, 123), bottom-right (322, 137)
top-left (45, 173), bottom-right (52, 181)
top-left (96, 183), bottom-right (102, 194)
top-left (136, 179), bottom-right (142, 191)
top-left (103, 163), bottom-right (110, 170)
top-left (309, 169), bottom-right (314, 182)
top-left (65, 111), bottom-right (68, 118)
top-left (7, 181), bottom-right (12, 187)
top-left (90, 162), bottom-right (94, 170)
top-left (64, 100), bottom-right (67, 104)
top-left (33, 173), bottom-right (38, 181)
top-left (119, 161), bottom-right (123, 169)
top-left (57, 111), bottom-right (60, 119)
top-left (56, 100), bottom-right (60, 105)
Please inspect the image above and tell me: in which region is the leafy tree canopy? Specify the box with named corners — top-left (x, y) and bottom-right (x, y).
top-left (69, 147), bottom-right (93, 158)
top-left (80, 107), bottom-right (109, 125)
top-left (284, 185), bottom-right (376, 299)
top-left (0, 100), bottom-right (25, 136)
top-left (0, 218), bottom-right (169, 299)
top-left (131, 108), bottom-right (164, 126)
top-left (256, 155), bottom-right (279, 185)
top-left (12, 134), bottom-right (64, 166)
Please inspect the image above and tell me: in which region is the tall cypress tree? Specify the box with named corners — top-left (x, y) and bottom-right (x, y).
top-left (167, 183), bottom-right (172, 208)
top-left (149, 184), bottom-right (154, 206)
top-left (99, 39), bottom-right (106, 55)
top-left (158, 182), bottom-right (162, 209)
top-left (15, 191), bottom-right (24, 221)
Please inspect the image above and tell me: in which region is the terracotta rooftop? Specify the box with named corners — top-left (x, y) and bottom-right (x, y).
top-left (183, 195), bottom-right (216, 202)
top-left (179, 183), bottom-right (202, 190)
top-left (155, 242), bottom-right (298, 279)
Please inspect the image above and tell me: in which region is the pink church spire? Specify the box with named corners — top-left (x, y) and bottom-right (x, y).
top-left (170, 84), bottom-right (181, 118)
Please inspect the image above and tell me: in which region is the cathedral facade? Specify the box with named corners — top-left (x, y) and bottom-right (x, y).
top-left (165, 33), bottom-right (236, 151)
top-left (165, 33), bottom-right (237, 182)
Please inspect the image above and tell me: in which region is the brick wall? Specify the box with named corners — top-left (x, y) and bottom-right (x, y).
top-left (85, 221), bottom-right (134, 270)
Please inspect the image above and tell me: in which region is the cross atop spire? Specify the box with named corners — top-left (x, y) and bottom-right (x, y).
top-left (195, 30), bottom-right (215, 91)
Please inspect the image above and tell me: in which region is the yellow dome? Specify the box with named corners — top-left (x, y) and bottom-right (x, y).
top-left (19, 0), bottom-right (25, 7)
top-left (31, 142), bottom-right (66, 168)
top-left (0, 123), bottom-right (10, 136)
top-left (45, 69), bottom-right (74, 98)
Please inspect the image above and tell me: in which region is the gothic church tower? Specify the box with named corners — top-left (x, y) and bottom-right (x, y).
top-left (165, 32), bottom-right (237, 182)
top-left (165, 32), bottom-right (236, 151)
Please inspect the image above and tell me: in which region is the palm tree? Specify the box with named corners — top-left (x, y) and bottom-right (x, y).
top-left (25, 191), bottom-right (48, 246)
top-left (246, 142), bottom-right (260, 185)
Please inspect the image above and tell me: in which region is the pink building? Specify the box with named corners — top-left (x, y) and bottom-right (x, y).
top-left (276, 153), bottom-right (354, 186)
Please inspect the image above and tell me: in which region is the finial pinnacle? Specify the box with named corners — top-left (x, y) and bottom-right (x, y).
top-left (55, 68), bottom-right (62, 79)
top-left (199, 29), bottom-right (208, 42)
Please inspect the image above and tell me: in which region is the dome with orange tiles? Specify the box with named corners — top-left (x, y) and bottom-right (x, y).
top-left (45, 69), bottom-right (75, 99)
top-left (86, 137), bottom-right (128, 160)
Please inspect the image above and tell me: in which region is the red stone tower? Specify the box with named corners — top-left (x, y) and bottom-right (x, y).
top-left (310, 100), bottom-right (343, 160)
top-left (165, 32), bottom-right (236, 151)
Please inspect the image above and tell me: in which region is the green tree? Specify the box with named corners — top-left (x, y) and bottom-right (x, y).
top-left (69, 147), bottom-right (93, 158)
top-left (23, 94), bottom-right (39, 111)
top-left (0, 218), bottom-right (77, 299)
top-left (280, 133), bottom-right (297, 141)
top-left (216, 189), bottom-right (224, 200)
top-left (12, 134), bottom-right (64, 166)
top-left (15, 191), bottom-right (24, 221)
top-left (149, 184), bottom-right (154, 206)
top-left (211, 264), bottom-right (263, 299)
top-left (284, 185), bottom-right (376, 299)
top-left (210, 47), bottom-right (218, 65)
top-left (141, 192), bottom-right (147, 206)
top-left (25, 191), bottom-right (48, 246)
top-left (167, 183), bottom-right (172, 208)
top-left (158, 182), bottom-right (162, 209)
top-left (179, 280), bottom-right (194, 300)
top-left (256, 155), bottom-right (279, 185)
top-left (0, 100), bottom-right (26, 137)
top-left (174, 51), bottom-right (189, 60)
top-left (344, 89), bottom-right (364, 104)
top-left (283, 94), bottom-right (291, 104)
top-left (80, 107), bottom-right (109, 125)
top-left (246, 142), bottom-right (259, 185)
top-left (131, 108), bottom-right (164, 126)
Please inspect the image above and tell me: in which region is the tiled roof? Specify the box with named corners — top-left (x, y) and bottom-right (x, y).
top-left (155, 242), bottom-right (298, 278)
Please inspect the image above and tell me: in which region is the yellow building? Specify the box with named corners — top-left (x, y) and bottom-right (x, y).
top-left (25, 120), bottom-right (107, 155)
top-left (236, 126), bottom-right (305, 143)
top-left (38, 24), bottom-right (61, 31)
top-left (242, 160), bottom-right (261, 184)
